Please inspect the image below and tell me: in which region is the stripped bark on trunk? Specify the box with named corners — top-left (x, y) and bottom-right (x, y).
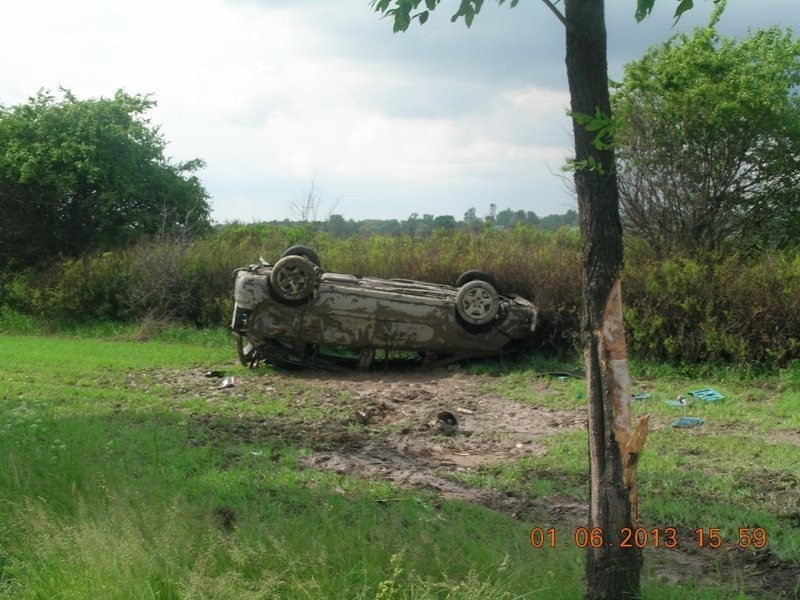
top-left (564, 1), bottom-right (649, 597)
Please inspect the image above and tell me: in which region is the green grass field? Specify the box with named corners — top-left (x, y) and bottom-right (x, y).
top-left (0, 331), bottom-right (798, 599)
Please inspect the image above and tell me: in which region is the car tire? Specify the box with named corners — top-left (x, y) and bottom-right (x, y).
top-left (456, 279), bottom-right (500, 325)
top-left (281, 245), bottom-right (321, 268)
top-left (454, 269), bottom-right (497, 289)
top-left (270, 255), bottom-right (317, 302)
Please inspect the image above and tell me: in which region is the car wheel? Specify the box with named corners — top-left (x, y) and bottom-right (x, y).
top-left (454, 269), bottom-right (497, 289)
top-left (456, 279), bottom-right (500, 325)
top-left (281, 245), bottom-right (321, 268)
top-left (270, 255), bottom-right (317, 302)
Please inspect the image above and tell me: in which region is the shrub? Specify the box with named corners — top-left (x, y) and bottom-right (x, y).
top-left (623, 246), bottom-right (800, 366)
top-left (0, 254), bottom-right (130, 324)
top-left (2, 223), bottom-right (798, 368)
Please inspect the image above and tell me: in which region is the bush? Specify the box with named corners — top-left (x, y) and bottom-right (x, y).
top-left (623, 246), bottom-right (800, 366)
top-left (2, 223), bottom-right (798, 368)
top-left (0, 254), bottom-right (130, 324)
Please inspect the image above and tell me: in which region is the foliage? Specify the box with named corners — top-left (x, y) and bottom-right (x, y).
top-left (261, 206), bottom-right (557, 239)
top-left (613, 6), bottom-right (800, 254)
top-left (0, 223), bottom-right (582, 345)
top-left (0, 89), bottom-right (211, 270)
top-left (371, 0), bottom-right (521, 32)
top-left (635, 0), bottom-right (721, 23)
top-left (3, 224), bottom-right (800, 369)
top-left (623, 244), bottom-right (800, 366)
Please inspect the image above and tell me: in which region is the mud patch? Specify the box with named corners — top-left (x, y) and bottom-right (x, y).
top-left (732, 547), bottom-right (800, 599)
top-left (767, 429), bottom-right (800, 446)
top-left (296, 368), bottom-right (584, 471)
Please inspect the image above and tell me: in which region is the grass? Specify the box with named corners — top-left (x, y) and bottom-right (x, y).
top-left (0, 334), bottom-right (582, 599)
top-left (472, 356), bottom-right (800, 565)
top-left (1, 333), bottom-right (798, 598)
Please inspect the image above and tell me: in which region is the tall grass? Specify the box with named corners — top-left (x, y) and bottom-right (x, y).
top-left (2, 223), bottom-right (799, 367)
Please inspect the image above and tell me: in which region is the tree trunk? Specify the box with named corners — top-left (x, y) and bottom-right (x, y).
top-left (563, 1), bottom-right (647, 598)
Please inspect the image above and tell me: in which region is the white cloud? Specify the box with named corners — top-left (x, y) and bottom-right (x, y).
top-left (3, 0), bottom-right (798, 223)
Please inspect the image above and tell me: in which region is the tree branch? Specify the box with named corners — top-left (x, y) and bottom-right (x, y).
top-left (540, 0), bottom-right (566, 26)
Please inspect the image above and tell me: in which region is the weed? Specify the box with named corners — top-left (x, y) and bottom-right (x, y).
top-left (1, 334), bottom-right (797, 597)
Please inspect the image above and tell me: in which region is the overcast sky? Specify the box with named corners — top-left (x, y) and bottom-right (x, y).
top-left (3, 1), bottom-right (798, 224)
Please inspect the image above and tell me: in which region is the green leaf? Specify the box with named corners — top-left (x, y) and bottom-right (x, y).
top-left (674, 0), bottom-right (695, 19)
top-left (635, 0), bottom-right (655, 22)
top-left (425, 0), bottom-right (437, 9)
top-left (393, 11), bottom-right (412, 32)
top-left (464, 8), bottom-right (474, 28)
top-left (418, 10), bottom-right (429, 24)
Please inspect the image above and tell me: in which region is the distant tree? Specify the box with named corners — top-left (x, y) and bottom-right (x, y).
top-left (613, 3), bottom-right (800, 254)
top-left (539, 209), bottom-right (578, 230)
top-left (538, 214), bottom-right (561, 230)
top-left (288, 178), bottom-right (322, 223)
top-left (433, 214), bottom-right (457, 231)
top-left (494, 208), bottom-right (516, 227)
top-left (405, 212), bottom-right (421, 235)
top-left (463, 207), bottom-right (483, 232)
top-left (327, 213), bottom-right (357, 238)
top-left (379, 218), bottom-right (402, 235)
top-left (524, 210), bottom-right (540, 226)
top-left (0, 89), bottom-right (210, 270)
top-left (358, 219), bottom-right (382, 237)
top-left (416, 213), bottom-right (435, 236)
top-left (289, 176), bottom-right (341, 224)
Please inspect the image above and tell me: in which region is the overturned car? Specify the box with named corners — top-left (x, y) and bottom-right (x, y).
top-left (231, 246), bottom-right (537, 369)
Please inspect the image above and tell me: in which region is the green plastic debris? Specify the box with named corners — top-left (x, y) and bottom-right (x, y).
top-left (672, 416), bottom-right (704, 428)
top-left (689, 388), bottom-right (724, 402)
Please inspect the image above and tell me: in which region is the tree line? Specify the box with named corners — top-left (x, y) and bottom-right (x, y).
top-left (266, 207), bottom-right (578, 238)
top-left (2, 15), bottom-right (798, 274)
top-left (0, 17), bottom-right (796, 271)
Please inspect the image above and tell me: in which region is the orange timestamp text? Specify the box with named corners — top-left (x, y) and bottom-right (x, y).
top-left (529, 526), bottom-right (767, 550)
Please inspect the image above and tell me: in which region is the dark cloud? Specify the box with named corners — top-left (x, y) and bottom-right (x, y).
top-left (269, 0), bottom-right (799, 123)
top-left (141, 0), bottom-right (800, 222)
top-left (300, 1), bottom-right (568, 90)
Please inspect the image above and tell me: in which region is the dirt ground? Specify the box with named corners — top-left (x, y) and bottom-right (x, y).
top-left (153, 365), bottom-right (799, 599)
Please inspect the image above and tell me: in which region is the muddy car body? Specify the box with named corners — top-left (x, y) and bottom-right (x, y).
top-left (231, 247), bottom-right (537, 369)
